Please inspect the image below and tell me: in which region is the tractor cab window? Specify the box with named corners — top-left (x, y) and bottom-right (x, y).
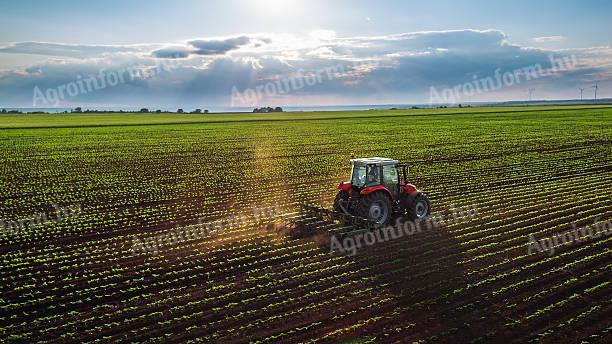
top-left (351, 164), bottom-right (380, 187)
top-left (351, 166), bottom-right (366, 186)
top-left (383, 165), bottom-right (399, 198)
top-left (383, 165), bottom-right (398, 184)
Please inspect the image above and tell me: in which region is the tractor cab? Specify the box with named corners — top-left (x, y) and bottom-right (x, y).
top-left (349, 157), bottom-right (400, 199)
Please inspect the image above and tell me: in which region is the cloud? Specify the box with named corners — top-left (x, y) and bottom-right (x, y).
top-left (0, 29), bottom-right (610, 107)
top-left (0, 42), bottom-right (140, 58)
top-left (151, 47), bottom-right (191, 59)
top-left (533, 36), bottom-right (566, 43)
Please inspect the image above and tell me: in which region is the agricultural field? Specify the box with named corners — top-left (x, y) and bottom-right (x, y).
top-left (1, 105), bottom-right (611, 343)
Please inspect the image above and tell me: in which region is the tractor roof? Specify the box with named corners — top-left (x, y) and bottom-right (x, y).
top-left (350, 157), bottom-right (398, 166)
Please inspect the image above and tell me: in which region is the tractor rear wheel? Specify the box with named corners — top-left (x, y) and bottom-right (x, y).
top-left (408, 193), bottom-right (430, 220)
top-left (359, 192), bottom-right (392, 225)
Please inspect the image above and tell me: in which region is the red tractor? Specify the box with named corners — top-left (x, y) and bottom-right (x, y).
top-left (332, 157), bottom-right (430, 225)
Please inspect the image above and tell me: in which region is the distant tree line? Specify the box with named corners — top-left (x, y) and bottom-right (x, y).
top-left (64, 107), bottom-right (209, 114)
top-left (0, 109), bottom-right (53, 114)
top-left (0, 107), bottom-right (213, 114)
top-left (253, 106), bottom-right (283, 113)
top-left (1, 109), bottom-right (25, 114)
top-left (140, 108), bottom-right (209, 114)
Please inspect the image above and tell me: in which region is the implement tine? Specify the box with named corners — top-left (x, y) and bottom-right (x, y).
top-left (302, 203), bottom-right (319, 218)
top-left (300, 203), bottom-right (311, 217)
top-left (302, 203), bottom-right (333, 221)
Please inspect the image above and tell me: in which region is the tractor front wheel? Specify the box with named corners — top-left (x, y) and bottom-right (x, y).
top-left (408, 193), bottom-right (430, 220)
top-left (359, 192), bottom-right (392, 225)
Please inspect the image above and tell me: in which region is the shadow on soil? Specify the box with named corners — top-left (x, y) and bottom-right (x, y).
top-left (282, 215), bottom-right (508, 342)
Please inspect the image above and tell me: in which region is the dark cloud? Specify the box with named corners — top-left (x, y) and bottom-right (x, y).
top-left (188, 36), bottom-right (251, 55)
top-left (150, 36), bottom-right (253, 59)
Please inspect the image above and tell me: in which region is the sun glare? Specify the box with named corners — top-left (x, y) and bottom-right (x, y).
top-left (249, 0), bottom-right (302, 15)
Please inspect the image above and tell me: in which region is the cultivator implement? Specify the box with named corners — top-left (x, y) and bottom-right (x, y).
top-left (235, 202), bottom-right (382, 243)
top-left (248, 203), bottom-right (384, 242)
top-left (300, 203), bottom-right (381, 230)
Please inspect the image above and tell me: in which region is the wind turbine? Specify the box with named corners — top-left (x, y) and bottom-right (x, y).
top-left (579, 87), bottom-right (585, 101)
top-left (592, 81), bottom-right (599, 101)
top-left (528, 88), bottom-right (535, 102)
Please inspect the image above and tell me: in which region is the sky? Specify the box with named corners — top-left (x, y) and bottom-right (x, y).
top-left (0, 0), bottom-right (610, 109)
